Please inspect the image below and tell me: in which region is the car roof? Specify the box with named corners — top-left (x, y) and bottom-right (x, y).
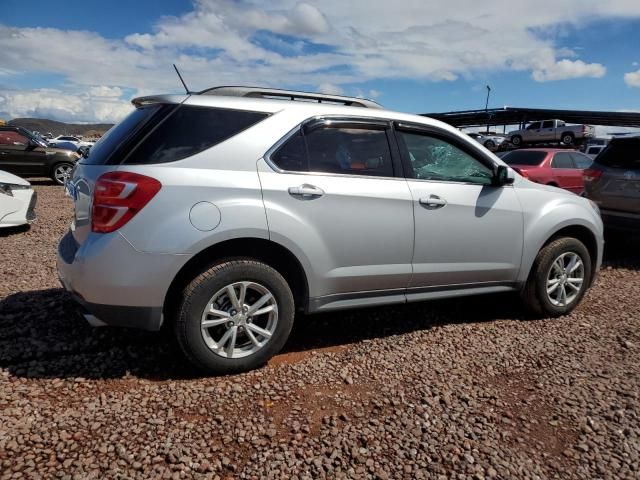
top-left (506, 148), bottom-right (576, 153)
top-left (131, 92), bottom-right (461, 136)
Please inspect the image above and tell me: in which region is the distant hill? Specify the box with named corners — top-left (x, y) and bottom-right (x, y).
top-left (8, 118), bottom-right (114, 137)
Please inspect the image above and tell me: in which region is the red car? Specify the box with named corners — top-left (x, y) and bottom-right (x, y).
top-left (499, 148), bottom-right (593, 194)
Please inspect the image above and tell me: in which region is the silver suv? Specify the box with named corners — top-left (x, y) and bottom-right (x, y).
top-left (57, 87), bottom-right (604, 374)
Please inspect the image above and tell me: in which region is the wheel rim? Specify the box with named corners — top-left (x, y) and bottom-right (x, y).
top-left (563, 135), bottom-right (572, 144)
top-left (486, 141), bottom-right (495, 148)
top-left (513, 137), bottom-right (520, 145)
top-left (54, 164), bottom-right (72, 184)
top-left (200, 281), bottom-right (278, 359)
top-left (546, 252), bottom-right (585, 307)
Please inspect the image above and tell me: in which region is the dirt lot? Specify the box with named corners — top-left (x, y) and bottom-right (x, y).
top-left (1, 183), bottom-right (639, 479)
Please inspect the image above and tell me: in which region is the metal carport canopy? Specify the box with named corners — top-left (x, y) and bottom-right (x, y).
top-left (421, 107), bottom-right (640, 128)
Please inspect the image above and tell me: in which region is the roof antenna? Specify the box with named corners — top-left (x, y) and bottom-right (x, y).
top-left (173, 64), bottom-right (191, 94)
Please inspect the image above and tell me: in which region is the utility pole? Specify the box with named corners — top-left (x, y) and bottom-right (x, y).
top-left (485, 85), bottom-right (491, 133)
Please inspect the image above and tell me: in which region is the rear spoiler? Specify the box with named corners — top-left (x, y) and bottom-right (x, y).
top-left (131, 94), bottom-right (188, 108)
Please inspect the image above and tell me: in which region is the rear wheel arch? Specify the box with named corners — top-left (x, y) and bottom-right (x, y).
top-left (164, 238), bottom-right (309, 321)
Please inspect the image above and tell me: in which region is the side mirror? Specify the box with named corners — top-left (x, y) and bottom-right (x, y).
top-left (493, 164), bottom-right (515, 186)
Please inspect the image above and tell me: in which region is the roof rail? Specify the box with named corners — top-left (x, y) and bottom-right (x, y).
top-left (197, 86), bottom-right (383, 109)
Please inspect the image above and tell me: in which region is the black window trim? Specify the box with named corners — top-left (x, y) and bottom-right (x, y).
top-left (264, 115), bottom-right (406, 180)
top-left (392, 121), bottom-right (503, 186)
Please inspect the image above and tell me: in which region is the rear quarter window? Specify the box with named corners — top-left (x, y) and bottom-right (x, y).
top-left (123, 106), bottom-right (269, 165)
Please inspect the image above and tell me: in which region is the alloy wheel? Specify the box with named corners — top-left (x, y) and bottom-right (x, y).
top-left (200, 281), bottom-right (278, 359)
top-left (546, 252), bottom-right (585, 307)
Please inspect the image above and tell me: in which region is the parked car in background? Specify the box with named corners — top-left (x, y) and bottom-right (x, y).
top-left (0, 170), bottom-right (36, 228)
top-left (0, 126), bottom-right (81, 184)
top-left (500, 148), bottom-right (592, 194)
top-left (508, 120), bottom-right (595, 147)
top-left (48, 135), bottom-right (95, 149)
top-left (58, 86), bottom-right (603, 375)
top-left (467, 132), bottom-right (506, 150)
top-left (583, 134), bottom-right (640, 231)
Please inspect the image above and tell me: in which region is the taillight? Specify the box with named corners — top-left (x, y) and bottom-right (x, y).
top-left (92, 171), bottom-right (161, 233)
top-left (583, 168), bottom-right (603, 182)
top-left (514, 167), bottom-right (529, 178)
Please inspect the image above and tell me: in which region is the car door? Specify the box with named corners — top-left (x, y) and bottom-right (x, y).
top-left (539, 120), bottom-right (555, 142)
top-left (393, 123), bottom-right (523, 292)
top-left (257, 117), bottom-right (414, 302)
top-left (524, 122), bottom-right (542, 142)
top-left (551, 152), bottom-right (581, 193)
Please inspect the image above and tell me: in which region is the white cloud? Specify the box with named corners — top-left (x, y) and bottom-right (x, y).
top-left (0, 88), bottom-right (133, 123)
top-left (317, 83), bottom-right (344, 95)
top-left (2, 0), bottom-right (640, 121)
top-left (532, 59), bottom-right (606, 82)
top-left (624, 69), bottom-right (640, 87)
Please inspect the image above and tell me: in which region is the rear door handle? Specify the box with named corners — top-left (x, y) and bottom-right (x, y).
top-left (288, 184), bottom-right (324, 198)
top-left (419, 194), bottom-right (447, 209)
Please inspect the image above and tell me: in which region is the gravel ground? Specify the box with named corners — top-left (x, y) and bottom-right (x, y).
top-left (1, 182), bottom-right (639, 479)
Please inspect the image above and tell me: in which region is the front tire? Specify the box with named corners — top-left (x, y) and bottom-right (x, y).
top-left (174, 259), bottom-right (295, 375)
top-left (484, 139), bottom-right (496, 150)
top-left (511, 135), bottom-right (522, 147)
top-left (521, 237), bottom-right (591, 318)
top-left (51, 162), bottom-right (74, 185)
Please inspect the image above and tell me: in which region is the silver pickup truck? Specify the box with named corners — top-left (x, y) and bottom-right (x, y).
top-left (508, 119), bottom-right (595, 147)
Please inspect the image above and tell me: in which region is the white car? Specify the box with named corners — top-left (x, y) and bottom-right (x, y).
top-left (48, 135), bottom-right (95, 148)
top-left (467, 132), bottom-right (506, 150)
top-left (0, 170), bottom-right (36, 228)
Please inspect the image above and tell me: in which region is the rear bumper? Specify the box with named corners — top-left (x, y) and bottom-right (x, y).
top-left (600, 209), bottom-right (640, 232)
top-left (57, 229), bottom-right (190, 331)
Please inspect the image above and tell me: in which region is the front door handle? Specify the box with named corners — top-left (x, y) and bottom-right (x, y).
top-left (419, 194), bottom-right (447, 209)
top-left (288, 184), bottom-right (324, 198)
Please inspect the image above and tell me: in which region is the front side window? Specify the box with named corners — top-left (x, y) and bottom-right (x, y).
top-left (0, 130), bottom-right (28, 146)
top-left (398, 131), bottom-right (494, 185)
top-left (542, 121), bottom-right (554, 129)
top-left (527, 122), bottom-right (541, 130)
top-left (551, 152), bottom-right (576, 169)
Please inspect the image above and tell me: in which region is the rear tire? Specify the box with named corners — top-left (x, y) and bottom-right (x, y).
top-left (561, 133), bottom-right (574, 145)
top-left (174, 259), bottom-right (295, 375)
top-left (520, 237), bottom-right (591, 318)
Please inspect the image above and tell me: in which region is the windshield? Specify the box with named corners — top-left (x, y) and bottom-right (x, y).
top-left (501, 150), bottom-right (547, 166)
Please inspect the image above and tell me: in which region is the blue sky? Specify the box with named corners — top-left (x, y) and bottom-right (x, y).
top-left (1, 0), bottom-right (640, 123)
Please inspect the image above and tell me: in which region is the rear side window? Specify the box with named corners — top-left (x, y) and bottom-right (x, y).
top-left (124, 106), bottom-right (269, 165)
top-left (596, 138), bottom-right (640, 169)
top-left (270, 126), bottom-right (395, 177)
top-left (551, 152), bottom-right (576, 169)
top-left (305, 127), bottom-right (393, 177)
